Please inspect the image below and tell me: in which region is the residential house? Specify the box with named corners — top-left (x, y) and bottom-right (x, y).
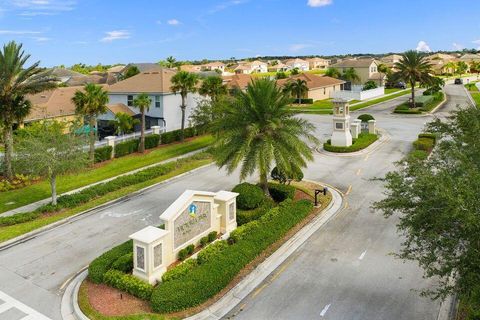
top-left (277, 73), bottom-right (345, 101)
top-left (331, 58), bottom-right (385, 85)
top-left (103, 68), bottom-right (202, 133)
top-left (459, 53), bottom-right (480, 63)
top-left (222, 74), bottom-right (253, 91)
top-left (124, 63), bottom-right (162, 73)
top-left (268, 62), bottom-right (289, 73)
top-left (380, 54), bottom-right (402, 71)
top-left (234, 60), bottom-right (268, 74)
top-left (306, 57), bottom-right (330, 70)
top-left (285, 58), bottom-right (310, 71)
top-left (201, 61), bottom-right (226, 73)
top-left (180, 64), bottom-right (203, 73)
top-left (427, 53), bottom-right (458, 75)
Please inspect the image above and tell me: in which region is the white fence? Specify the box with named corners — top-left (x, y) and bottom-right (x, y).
top-left (330, 86), bottom-right (385, 101)
top-left (94, 126), bottom-right (165, 149)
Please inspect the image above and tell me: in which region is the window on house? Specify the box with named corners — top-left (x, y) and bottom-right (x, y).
top-left (155, 95), bottom-right (161, 108)
top-left (324, 88), bottom-right (326, 95)
top-left (127, 95), bottom-right (134, 107)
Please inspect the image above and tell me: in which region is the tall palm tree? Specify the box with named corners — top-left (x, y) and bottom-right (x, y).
top-left (342, 67), bottom-right (360, 83)
top-left (133, 93), bottom-right (152, 153)
top-left (72, 83), bottom-right (109, 164)
top-left (0, 41), bottom-right (57, 179)
top-left (199, 76), bottom-right (227, 103)
top-left (211, 78), bottom-right (318, 195)
top-left (394, 50), bottom-right (434, 108)
top-left (166, 56), bottom-right (177, 68)
top-left (377, 63), bottom-right (390, 87)
top-left (284, 79), bottom-right (308, 104)
top-left (170, 71), bottom-right (199, 141)
top-left (444, 61), bottom-right (457, 76)
top-left (325, 67), bottom-right (342, 79)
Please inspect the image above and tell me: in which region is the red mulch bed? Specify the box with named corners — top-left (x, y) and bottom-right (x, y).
top-left (86, 280), bottom-right (152, 316)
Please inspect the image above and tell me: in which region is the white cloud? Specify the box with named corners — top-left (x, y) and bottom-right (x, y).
top-left (100, 30), bottom-right (130, 42)
top-left (167, 19), bottom-right (180, 25)
top-left (416, 40), bottom-right (431, 52)
top-left (9, 0), bottom-right (76, 15)
top-left (472, 39), bottom-right (480, 49)
top-left (452, 42), bottom-right (464, 50)
top-left (0, 29), bottom-right (41, 35)
top-left (289, 43), bottom-right (313, 52)
top-left (32, 36), bottom-right (50, 42)
top-left (208, 0), bottom-right (248, 14)
top-left (307, 0), bottom-right (332, 7)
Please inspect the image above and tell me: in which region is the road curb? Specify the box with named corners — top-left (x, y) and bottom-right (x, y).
top-left (64, 183), bottom-right (344, 320)
top-left (429, 91), bottom-right (448, 114)
top-left (464, 86), bottom-right (476, 107)
top-left (0, 162), bottom-right (215, 251)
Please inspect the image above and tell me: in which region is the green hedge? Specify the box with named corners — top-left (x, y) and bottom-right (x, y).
top-left (0, 211), bottom-right (41, 227)
top-left (104, 269), bottom-right (153, 300)
top-left (94, 146), bottom-right (112, 163)
top-left (161, 259), bottom-right (197, 283)
top-left (145, 134), bottom-right (160, 149)
top-left (267, 183), bottom-right (296, 202)
top-left (115, 139), bottom-right (139, 158)
top-left (112, 252), bottom-right (133, 273)
top-left (357, 114), bottom-right (375, 122)
top-left (161, 128), bottom-right (197, 145)
top-left (236, 198), bottom-right (275, 226)
top-left (413, 137), bottom-right (435, 152)
top-left (323, 133), bottom-right (378, 153)
top-left (88, 240), bottom-right (132, 283)
top-left (232, 183), bottom-right (265, 210)
top-left (150, 199), bottom-right (313, 313)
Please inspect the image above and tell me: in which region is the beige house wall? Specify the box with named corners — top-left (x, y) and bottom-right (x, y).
top-left (308, 85), bottom-right (342, 101)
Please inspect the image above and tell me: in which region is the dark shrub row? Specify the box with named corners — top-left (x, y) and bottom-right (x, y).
top-left (290, 98), bottom-right (314, 104)
top-left (236, 198), bottom-right (275, 226)
top-left (232, 183), bottom-right (265, 210)
top-left (323, 133), bottom-right (378, 153)
top-left (267, 183), bottom-right (296, 202)
top-left (88, 240), bottom-right (132, 283)
top-left (145, 134), bottom-right (160, 149)
top-left (115, 139), bottom-right (140, 158)
top-left (94, 146), bottom-right (113, 163)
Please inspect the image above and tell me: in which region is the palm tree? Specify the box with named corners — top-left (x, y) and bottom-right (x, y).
top-left (72, 83), bottom-right (109, 164)
top-left (211, 78), bottom-right (318, 195)
top-left (342, 67), bottom-right (360, 83)
top-left (110, 112), bottom-right (139, 135)
top-left (393, 50), bottom-right (434, 108)
top-left (470, 61), bottom-right (480, 79)
top-left (199, 76), bottom-right (227, 103)
top-left (444, 61), bottom-right (456, 76)
top-left (284, 79), bottom-right (308, 104)
top-left (170, 71), bottom-right (199, 141)
top-left (377, 63), bottom-right (390, 87)
top-left (0, 41), bottom-right (57, 179)
top-left (166, 56), bottom-right (177, 68)
top-left (133, 93), bottom-right (152, 153)
top-left (325, 67), bottom-right (342, 79)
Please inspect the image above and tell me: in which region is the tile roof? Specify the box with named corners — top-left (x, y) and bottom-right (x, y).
top-left (222, 74), bottom-right (253, 90)
top-left (25, 86), bottom-right (82, 122)
top-left (107, 103), bottom-right (136, 116)
top-left (331, 58), bottom-right (377, 68)
top-left (108, 68), bottom-right (177, 93)
top-left (277, 73), bottom-right (345, 89)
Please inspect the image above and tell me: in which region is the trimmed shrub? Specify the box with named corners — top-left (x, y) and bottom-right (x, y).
top-left (103, 269), bottom-right (153, 300)
top-left (178, 248), bottom-right (189, 261)
top-left (357, 114), bottom-right (375, 122)
top-left (418, 133), bottom-right (437, 143)
top-left (186, 244), bottom-right (195, 255)
top-left (0, 211), bottom-right (41, 226)
top-left (115, 139), bottom-right (139, 158)
top-left (162, 259), bottom-right (198, 282)
top-left (111, 252), bottom-right (133, 273)
top-left (200, 236), bottom-right (209, 247)
top-left (413, 137), bottom-right (434, 152)
top-left (409, 150), bottom-right (428, 161)
top-left (236, 198), bottom-right (275, 226)
top-left (145, 134), bottom-right (160, 149)
top-left (267, 183), bottom-right (296, 202)
top-left (207, 231), bottom-right (217, 242)
top-left (324, 133), bottom-right (378, 153)
top-left (160, 128), bottom-right (197, 145)
top-left (94, 146), bottom-right (112, 163)
top-left (362, 81), bottom-right (377, 90)
top-left (150, 199), bottom-right (313, 313)
top-left (197, 240), bottom-right (228, 265)
top-left (232, 183), bottom-right (265, 210)
top-left (88, 240), bottom-right (132, 283)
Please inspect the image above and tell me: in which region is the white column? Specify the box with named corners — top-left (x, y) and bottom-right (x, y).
top-left (350, 122), bottom-right (360, 139)
top-left (368, 120), bottom-right (377, 135)
top-left (104, 136), bottom-right (116, 159)
top-left (151, 126), bottom-right (161, 135)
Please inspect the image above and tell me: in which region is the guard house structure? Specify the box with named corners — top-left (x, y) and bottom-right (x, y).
top-left (330, 98), bottom-right (353, 147)
top-left (129, 190), bottom-right (238, 284)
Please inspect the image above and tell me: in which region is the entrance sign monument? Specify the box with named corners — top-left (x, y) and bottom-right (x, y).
top-left (130, 189), bottom-right (238, 284)
top-left (330, 98), bottom-right (353, 147)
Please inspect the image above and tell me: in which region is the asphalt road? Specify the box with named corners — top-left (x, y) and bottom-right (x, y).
top-left (0, 84), bottom-right (471, 320)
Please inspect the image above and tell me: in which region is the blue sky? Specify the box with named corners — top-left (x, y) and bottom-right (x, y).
top-left (0, 0), bottom-right (479, 67)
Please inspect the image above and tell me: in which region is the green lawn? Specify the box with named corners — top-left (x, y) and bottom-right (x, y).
top-left (350, 89), bottom-right (411, 111)
top-left (384, 88), bottom-right (403, 94)
top-left (0, 135), bottom-right (213, 213)
top-left (0, 156), bottom-right (213, 243)
top-left (465, 82), bottom-right (480, 107)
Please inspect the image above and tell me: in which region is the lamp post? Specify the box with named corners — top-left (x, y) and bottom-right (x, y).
top-left (314, 187), bottom-right (328, 207)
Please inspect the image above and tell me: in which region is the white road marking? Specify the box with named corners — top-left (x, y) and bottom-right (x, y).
top-left (0, 290), bottom-right (52, 320)
top-left (359, 250), bottom-right (367, 260)
top-left (320, 303), bottom-right (331, 317)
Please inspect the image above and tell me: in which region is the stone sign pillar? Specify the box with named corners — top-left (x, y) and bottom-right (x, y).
top-left (129, 190), bottom-right (238, 285)
top-left (350, 120), bottom-right (361, 139)
top-left (368, 120), bottom-right (377, 134)
top-left (151, 126), bottom-right (161, 135)
top-left (105, 136), bottom-right (116, 159)
top-left (331, 99), bottom-right (352, 147)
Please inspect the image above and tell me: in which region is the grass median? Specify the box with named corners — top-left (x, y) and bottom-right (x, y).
top-left (0, 135), bottom-right (213, 214)
top-left (0, 153), bottom-right (213, 243)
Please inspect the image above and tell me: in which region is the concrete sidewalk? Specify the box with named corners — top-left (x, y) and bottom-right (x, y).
top-left (0, 148), bottom-right (207, 217)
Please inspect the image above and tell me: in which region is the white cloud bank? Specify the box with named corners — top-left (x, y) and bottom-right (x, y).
top-left (307, 0), bottom-right (332, 7)
top-left (101, 30), bottom-right (130, 42)
top-left (416, 40), bottom-right (431, 52)
top-left (167, 19), bottom-right (180, 26)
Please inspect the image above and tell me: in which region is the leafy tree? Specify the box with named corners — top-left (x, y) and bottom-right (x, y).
top-left (72, 83), bottom-right (109, 164)
top-left (325, 67), bottom-right (342, 79)
top-left (170, 71), bottom-right (199, 141)
top-left (0, 41), bottom-right (57, 179)
top-left (211, 78), bottom-right (318, 195)
top-left (133, 93), bottom-right (152, 153)
top-left (393, 50), bottom-right (434, 108)
top-left (166, 56), bottom-right (177, 68)
top-left (469, 61), bottom-right (480, 79)
top-left (110, 112), bottom-right (139, 135)
top-left (342, 67), bottom-right (360, 83)
top-left (290, 67), bottom-right (300, 75)
top-left (198, 76), bottom-right (227, 103)
top-left (362, 80), bottom-right (377, 90)
top-left (123, 65), bottom-right (140, 79)
top-left (14, 121), bottom-right (88, 205)
top-left (275, 71), bottom-right (287, 80)
top-left (271, 165), bottom-right (303, 185)
top-left (285, 79), bottom-right (308, 104)
top-left (377, 63), bottom-right (390, 86)
top-left (374, 107), bottom-right (480, 302)
top-left (456, 61), bottom-right (469, 76)
top-left (189, 96), bottom-right (231, 133)
top-left (443, 61), bottom-right (456, 76)
top-left (423, 77), bottom-right (445, 95)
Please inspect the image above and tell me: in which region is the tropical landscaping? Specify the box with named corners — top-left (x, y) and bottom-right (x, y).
top-left (465, 82), bottom-right (480, 107)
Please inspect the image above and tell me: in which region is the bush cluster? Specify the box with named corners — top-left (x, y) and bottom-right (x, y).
top-left (410, 132), bottom-right (437, 157)
top-left (178, 244), bottom-right (195, 261)
top-left (357, 114), bottom-right (375, 122)
top-left (88, 240), bottom-right (132, 283)
top-left (197, 240), bottom-right (228, 264)
top-left (115, 139), bottom-right (140, 158)
top-left (94, 146), bottom-right (112, 163)
top-left (232, 183), bottom-right (265, 210)
top-left (144, 134), bottom-right (160, 149)
top-left (267, 183), bottom-right (296, 202)
top-left (104, 269), bottom-right (153, 300)
top-left (161, 259), bottom-right (197, 282)
top-left (160, 128), bottom-right (198, 145)
top-left (0, 174), bottom-right (34, 192)
top-left (111, 252), bottom-right (133, 273)
top-left (324, 133), bottom-right (378, 153)
top-left (236, 198), bottom-right (275, 226)
top-left (150, 199), bottom-right (313, 313)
